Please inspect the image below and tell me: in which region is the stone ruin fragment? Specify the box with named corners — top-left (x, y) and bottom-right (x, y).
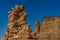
top-left (3, 5), bottom-right (60, 40)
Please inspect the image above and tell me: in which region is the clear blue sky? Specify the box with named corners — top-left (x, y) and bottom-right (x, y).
top-left (0, 0), bottom-right (60, 38)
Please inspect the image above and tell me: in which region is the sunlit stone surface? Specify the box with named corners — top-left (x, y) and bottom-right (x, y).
top-left (3, 5), bottom-right (60, 40)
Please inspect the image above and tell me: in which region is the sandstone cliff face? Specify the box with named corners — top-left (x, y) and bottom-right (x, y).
top-left (37, 17), bottom-right (60, 40)
top-left (3, 5), bottom-right (60, 40)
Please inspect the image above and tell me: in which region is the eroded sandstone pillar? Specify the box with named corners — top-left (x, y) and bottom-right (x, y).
top-left (3, 5), bottom-right (33, 40)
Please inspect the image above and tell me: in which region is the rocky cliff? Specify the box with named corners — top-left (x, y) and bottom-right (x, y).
top-left (3, 5), bottom-right (60, 40)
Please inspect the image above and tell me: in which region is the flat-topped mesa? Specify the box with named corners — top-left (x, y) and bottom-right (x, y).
top-left (37, 16), bottom-right (60, 40)
top-left (34, 21), bottom-right (40, 33)
top-left (42, 16), bottom-right (60, 22)
top-left (40, 16), bottom-right (60, 34)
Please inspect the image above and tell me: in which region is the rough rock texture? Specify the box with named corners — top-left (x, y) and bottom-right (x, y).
top-left (37, 17), bottom-right (60, 40)
top-left (3, 5), bottom-right (60, 40)
top-left (3, 5), bottom-right (36, 40)
top-left (34, 21), bottom-right (40, 33)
